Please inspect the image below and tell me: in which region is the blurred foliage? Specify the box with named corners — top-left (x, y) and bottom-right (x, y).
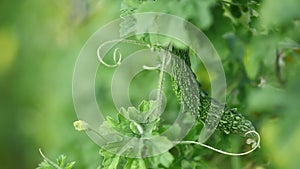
top-left (0, 0), bottom-right (121, 168)
top-left (0, 0), bottom-right (300, 169)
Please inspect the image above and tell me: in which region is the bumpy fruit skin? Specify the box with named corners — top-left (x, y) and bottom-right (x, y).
top-left (170, 47), bottom-right (256, 138)
top-left (170, 48), bottom-right (200, 119)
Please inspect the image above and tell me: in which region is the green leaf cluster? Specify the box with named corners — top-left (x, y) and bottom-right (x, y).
top-left (120, 0), bottom-right (218, 48)
top-left (117, 0), bottom-right (300, 168)
top-left (98, 100), bottom-right (174, 169)
top-left (37, 153), bottom-right (75, 169)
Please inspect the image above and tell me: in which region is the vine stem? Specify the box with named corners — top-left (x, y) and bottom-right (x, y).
top-left (155, 45), bottom-right (171, 117)
top-left (174, 130), bottom-right (260, 156)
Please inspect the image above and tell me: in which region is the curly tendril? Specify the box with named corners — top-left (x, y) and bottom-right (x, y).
top-left (97, 40), bottom-right (122, 67)
top-left (97, 39), bottom-right (149, 67)
top-left (175, 130), bottom-right (260, 156)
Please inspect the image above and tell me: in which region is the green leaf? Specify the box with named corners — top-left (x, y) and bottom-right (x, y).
top-left (245, 35), bottom-right (277, 79)
top-left (37, 160), bottom-right (52, 169)
top-left (37, 150), bottom-right (75, 169)
top-left (181, 159), bottom-right (194, 169)
top-left (99, 149), bottom-right (120, 169)
top-left (119, 100), bottom-right (159, 124)
top-left (193, 0), bottom-right (216, 29)
top-left (260, 0), bottom-right (300, 27)
top-left (158, 151), bottom-right (174, 168)
top-left (98, 99), bottom-right (175, 168)
top-left (204, 4), bottom-right (233, 60)
top-left (124, 158), bottom-right (146, 169)
top-left (143, 136), bottom-right (173, 157)
top-left (57, 155), bottom-right (66, 168)
top-left (106, 113), bottom-right (134, 136)
top-left (230, 5), bottom-right (242, 18)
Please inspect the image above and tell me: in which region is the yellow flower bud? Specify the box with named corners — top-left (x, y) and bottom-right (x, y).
top-left (73, 120), bottom-right (89, 131)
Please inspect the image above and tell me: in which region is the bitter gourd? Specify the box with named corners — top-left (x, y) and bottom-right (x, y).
top-left (170, 47), bottom-right (256, 140)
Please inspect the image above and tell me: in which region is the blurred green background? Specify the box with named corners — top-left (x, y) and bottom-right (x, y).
top-left (0, 0), bottom-right (122, 168)
top-left (1, 0), bottom-right (300, 169)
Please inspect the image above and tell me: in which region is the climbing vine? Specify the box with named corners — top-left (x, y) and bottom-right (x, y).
top-left (37, 0), bottom-right (300, 169)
